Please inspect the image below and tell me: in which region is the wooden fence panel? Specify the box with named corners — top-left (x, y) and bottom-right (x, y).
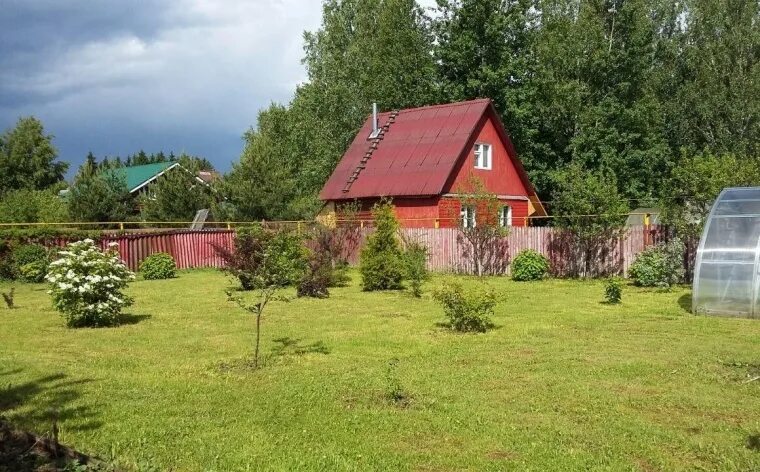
top-left (36, 225), bottom-right (690, 277)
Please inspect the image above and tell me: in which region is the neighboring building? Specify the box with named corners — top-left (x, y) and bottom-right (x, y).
top-left (625, 207), bottom-right (661, 226)
top-left (108, 162), bottom-right (182, 196)
top-left (319, 99), bottom-right (546, 228)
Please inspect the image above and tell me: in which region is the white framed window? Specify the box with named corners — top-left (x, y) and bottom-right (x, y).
top-left (474, 143), bottom-right (492, 170)
top-left (461, 205), bottom-right (476, 228)
top-left (499, 205), bottom-right (512, 227)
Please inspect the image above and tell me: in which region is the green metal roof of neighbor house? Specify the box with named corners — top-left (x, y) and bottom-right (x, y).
top-left (106, 162), bottom-right (178, 193)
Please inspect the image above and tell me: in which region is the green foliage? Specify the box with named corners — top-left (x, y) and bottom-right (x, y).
top-left (628, 238), bottom-right (686, 289)
top-left (19, 261), bottom-right (48, 284)
top-left (511, 249), bottom-right (550, 281)
top-left (457, 177), bottom-right (510, 276)
top-left (139, 253), bottom-right (177, 280)
top-left (402, 241), bottom-right (428, 297)
top-left (604, 277), bottom-right (623, 304)
top-left (141, 160), bottom-right (215, 222)
top-left (67, 170), bottom-right (133, 223)
top-left (297, 252), bottom-right (332, 299)
top-left (433, 282), bottom-right (496, 333)
top-left (660, 153), bottom-right (760, 238)
top-left (0, 188), bottom-right (68, 223)
top-left (46, 240), bottom-right (135, 328)
top-left (0, 116), bottom-right (68, 194)
top-left (385, 358), bottom-right (410, 406)
top-left (215, 225), bottom-right (307, 291)
top-left (360, 201), bottom-right (405, 291)
top-left (12, 244), bottom-right (48, 268)
top-left (1, 287), bottom-right (14, 309)
top-left (12, 244), bottom-right (49, 283)
top-left (552, 164), bottom-right (628, 276)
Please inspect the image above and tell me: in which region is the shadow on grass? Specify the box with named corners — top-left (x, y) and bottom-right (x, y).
top-left (678, 293), bottom-right (692, 313)
top-left (118, 313), bottom-right (152, 325)
top-left (433, 321), bottom-right (499, 332)
top-left (216, 338), bottom-right (330, 374)
top-left (747, 434), bottom-right (760, 451)
top-left (0, 370), bottom-right (102, 433)
top-left (271, 337), bottom-right (331, 356)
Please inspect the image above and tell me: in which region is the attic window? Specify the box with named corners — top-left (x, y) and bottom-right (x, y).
top-left (474, 143), bottom-right (492, 169)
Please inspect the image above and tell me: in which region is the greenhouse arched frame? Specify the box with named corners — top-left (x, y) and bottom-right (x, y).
top-left (692, 187), bottom-right (760, 318)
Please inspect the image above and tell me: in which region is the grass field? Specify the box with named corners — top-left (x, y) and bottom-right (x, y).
top-left (0, 270), bottom-right (758, 471)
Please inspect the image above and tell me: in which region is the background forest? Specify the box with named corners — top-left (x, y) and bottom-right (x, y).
top-left (1, 0), bottom-right (758, 233)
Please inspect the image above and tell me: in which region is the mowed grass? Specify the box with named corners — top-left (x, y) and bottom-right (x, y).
top-left (0, 270), bottom-right (758, 471)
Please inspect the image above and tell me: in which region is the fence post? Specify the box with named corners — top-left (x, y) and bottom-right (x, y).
top-left (644, 213), bottom-right (651, 246)
top-left (119, 222), bottom-right (124, 231)
top-left (435, 218), bottom-right (440, 229)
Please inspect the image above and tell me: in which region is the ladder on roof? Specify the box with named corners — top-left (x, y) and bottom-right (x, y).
top-left (342, 110), bottom-right (399, 193)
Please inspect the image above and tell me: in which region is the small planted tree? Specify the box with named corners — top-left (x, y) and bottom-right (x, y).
top-left (2, 287), bottom-right (14, 309)
top-left (297, 251), bottom-right (332, 298)
top-left (220, 226), bottom-right (307, 368)
top-left (604, 277), bottom-right (623, 304)
top-left (46, 240), bottom-right (135, 327)
top-left (402, 240), bottom-right (429, 297)
top-left (433, 282), bottom-right (497, 332)
top-left (552, 164), bottom-right (628, 277)
top-left (360, 200), bottom-right (405, 291)
top-left (455, 178), bottom-right (509, 276)
top-left (312, 201), bottom-right (363, 287)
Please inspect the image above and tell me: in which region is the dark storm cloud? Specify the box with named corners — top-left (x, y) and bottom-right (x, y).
top-left (0, 0), bottom-right (322, 174)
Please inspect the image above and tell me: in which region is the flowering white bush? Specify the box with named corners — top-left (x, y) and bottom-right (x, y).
top-left (46, 239), bottom-right (135, 327)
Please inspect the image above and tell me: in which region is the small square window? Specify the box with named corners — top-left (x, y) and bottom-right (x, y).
top-left (461, 205), bottom-right (476, 228)
top-left (499, 206), bottom-right (512, 227)
top-left (474, 143), bottom-right (492, 170)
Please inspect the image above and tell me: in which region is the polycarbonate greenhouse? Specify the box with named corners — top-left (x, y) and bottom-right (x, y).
top-left (693, 187), bottom-right (760, 318)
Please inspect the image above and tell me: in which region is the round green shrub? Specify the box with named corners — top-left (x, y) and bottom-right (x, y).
top-left (628, 238), bottom-right (685, 288)
top-left (433, 282), bottom-right (496, 332)
top-left (12, 244), bottom-right (49, 282)
top-left (139, 252), bottom-right (177, 280)
top-left (13, 243), bottom-right (48, 267)
top-left (511, 249), bottom-right (550, 281)
top-left (19, 261), bottom-right (48, 283)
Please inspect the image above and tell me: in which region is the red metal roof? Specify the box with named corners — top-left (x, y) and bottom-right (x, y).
top-left (319, 99), bottom-right (543, 213)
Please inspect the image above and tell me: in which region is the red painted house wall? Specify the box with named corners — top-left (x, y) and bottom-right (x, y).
top-left (339, 197), bottom-right (440, 228)
top-left (445, 114), bottom-right (529, 197)
top-left (435, 113), bottom-right (531, 228)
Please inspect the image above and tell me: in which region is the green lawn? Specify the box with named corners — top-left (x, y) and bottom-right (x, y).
top-left (1, 270), bottom-right (758, 471)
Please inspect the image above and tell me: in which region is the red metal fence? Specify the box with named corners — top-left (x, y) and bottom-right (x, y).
top-left (36, 225), bottom-right (680, 276)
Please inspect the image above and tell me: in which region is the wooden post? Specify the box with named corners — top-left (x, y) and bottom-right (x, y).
top-left (644, 213), bottom-right (651, 246)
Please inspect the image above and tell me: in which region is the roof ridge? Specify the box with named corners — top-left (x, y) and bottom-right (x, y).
top-left (342, 110), bottom-right (400, 193)
top-left (395, 98), bottom-right (491, 115)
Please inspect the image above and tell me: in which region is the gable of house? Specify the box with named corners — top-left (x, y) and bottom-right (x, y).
top-left (319, 99), bottom-right (545, 218)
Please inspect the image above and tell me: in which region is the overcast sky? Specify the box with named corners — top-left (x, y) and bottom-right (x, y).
top-left (0, 0), bottom-right (437, 176)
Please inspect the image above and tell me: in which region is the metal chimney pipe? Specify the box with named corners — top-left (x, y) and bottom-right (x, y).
top-left (372, 103), bottom-right (378, 135)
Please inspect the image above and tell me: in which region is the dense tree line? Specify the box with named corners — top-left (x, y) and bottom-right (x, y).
top-left (225, 0), bottom-right (759, 232)
top-left (1, 0), bottom-right (757, 231)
